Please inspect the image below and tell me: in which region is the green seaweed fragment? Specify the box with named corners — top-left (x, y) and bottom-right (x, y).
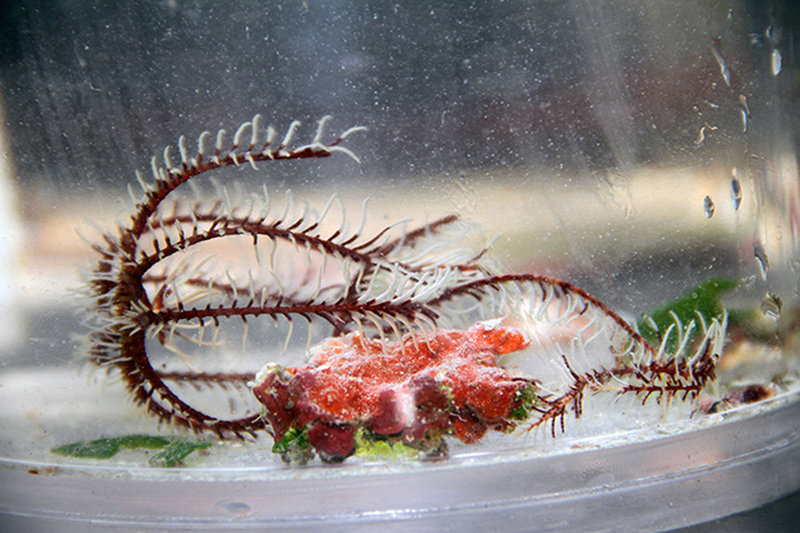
top-left (117, 434), bottom-right (172, 449)
top-left (52, 434), bottom-right (210, 467)
top-left (354, 429), bottom-right (419, 460)
top-left (509, 383), bottom-right (539, 421)
top-left (148, 440), bottom-right (212, 467)
top-left (272, 427), bottom-right (314, 464)
top-left (637, 277), bottom-right (738, 351)
top-left (52, 438), bottom-right (122, 459)
top-left (271, 426), bottom-right (309, 454)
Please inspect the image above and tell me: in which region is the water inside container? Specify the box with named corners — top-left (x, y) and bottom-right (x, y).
top-left (0, 2), bottom-right (798, 530)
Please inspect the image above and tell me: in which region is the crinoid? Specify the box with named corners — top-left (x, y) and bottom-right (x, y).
top-left (84, 113), bottom-right (727, 461)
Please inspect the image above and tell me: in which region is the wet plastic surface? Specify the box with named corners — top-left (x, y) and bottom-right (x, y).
top-left (1, 2), bottom-right (798, 531)
top-left (1, 390), bottom-right (799, 532)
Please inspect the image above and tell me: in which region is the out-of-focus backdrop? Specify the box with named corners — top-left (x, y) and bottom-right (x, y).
top-left (0, 2), bottom-right (798, 531)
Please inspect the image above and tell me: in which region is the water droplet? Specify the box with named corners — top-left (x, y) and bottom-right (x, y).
top-left (731, 173), bottom-right (742, 211)
top-left (754, 242), bottom-right (769, 280)
top-left (738, 96), bottom-right (750, 133)
top-left (771, 49), bottom-right (782, 76)
top-left (738, 95), bottom-right (750, 115)
top-left (694, 126), bottom-right (706, 146)
top-left (711, 45), bottom-right (731, 87)
top-left (217, 500), bottom-right (253, 519)
top-left (703, 196), bottom-right (715, 218)
top-left (761, 292), bottom-right (782, 320)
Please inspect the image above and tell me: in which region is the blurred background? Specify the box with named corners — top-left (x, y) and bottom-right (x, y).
top-left (0, 1), bottom-right (798, 530)
top-left (1, 1), bottom-right (797, 317)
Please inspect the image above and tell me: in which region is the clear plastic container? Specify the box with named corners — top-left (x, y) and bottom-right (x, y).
top-left (1, 390), bottom-right (799, 531)
top-left (1, 2), bottom-right (798, 531)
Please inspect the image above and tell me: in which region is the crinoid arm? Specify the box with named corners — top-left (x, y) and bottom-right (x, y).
top-left (85, 115), bottom-right (378, 438)
top-left (85, 115), bottom-right (512, 440)
top-left (248, 266), bottom-right (728, 462)
top-left (425, 274), bottom-right (728, 437)
top-left (84, 113), bottom-right (725, 454)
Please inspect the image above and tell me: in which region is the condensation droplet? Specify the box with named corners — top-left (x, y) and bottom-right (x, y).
top-left (731, 172), bottom-right (742, 211)
top-left (703, 195), bottom-right (715, 218)
top-left (771, 49), bottom-right (782, 76)
top-left (754, 242), bottom-right (769, 280)
top-left (694, 126), bottom-right (706, 146)
top-left (738, 95), bottom-right (750, 115)
top-left (217, 500), bottom-right (253, 519)
top-left (761, 292), bottom-right (782, 321)
top-left (711, 45), bottom-right (731, 87)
